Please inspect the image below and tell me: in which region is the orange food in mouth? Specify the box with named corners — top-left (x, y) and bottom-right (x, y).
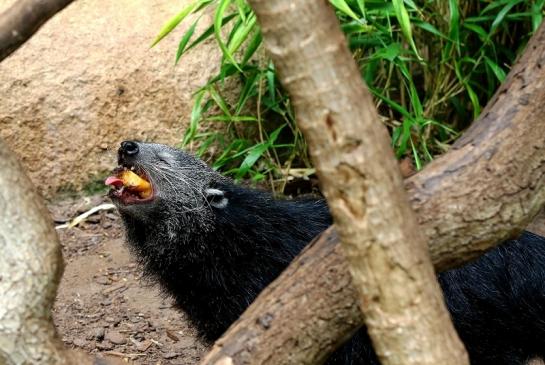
top-left (105, 169), bottom-right (153, 200)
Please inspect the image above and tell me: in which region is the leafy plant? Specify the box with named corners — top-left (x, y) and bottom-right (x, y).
top-left (153, 0), bottom-right (543, 189)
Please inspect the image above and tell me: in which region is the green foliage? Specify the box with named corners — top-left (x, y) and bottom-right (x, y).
top-left (154, 0), bottom-right (543, 188)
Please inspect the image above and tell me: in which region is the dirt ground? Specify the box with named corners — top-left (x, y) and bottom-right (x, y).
top-left (50, 194), bottom-right (207, 365)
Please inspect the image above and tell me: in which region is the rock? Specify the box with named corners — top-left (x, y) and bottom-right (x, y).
top-left (135, 339), bottom-right (153, 352)
top-left (171, 337), bottom-right (195, 351)
top-left (0, 0), bottom-right (222, 198)
top-left (95, 276), bottom-right (111, 285)
top-left (163, 352), bottom-right (180, 359)
top-left (105, 330), bottom-right (126, 345)
top-left (96, 341), bottom-right (114, 351)
top-left (94, 327), bottom-right (105, 341)
top-left (73, 338), bottom-right (88, 348)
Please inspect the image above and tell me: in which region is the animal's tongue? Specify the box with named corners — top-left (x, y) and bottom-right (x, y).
top-left (105, 176), bottom-right (124, 188)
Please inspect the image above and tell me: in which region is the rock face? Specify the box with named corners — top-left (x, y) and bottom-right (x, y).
top-left (0, 0), bottom-right (220, 197)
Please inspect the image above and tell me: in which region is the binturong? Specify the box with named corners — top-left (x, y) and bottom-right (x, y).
top-left (107, 140), bottom-right (545, 365)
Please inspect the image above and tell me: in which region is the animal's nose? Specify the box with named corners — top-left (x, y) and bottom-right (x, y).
top-left (118, 141), bottom-right (139, 164)
top-left (120, 141), bottom-right (139, 156)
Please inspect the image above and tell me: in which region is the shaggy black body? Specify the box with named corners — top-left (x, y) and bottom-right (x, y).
top-left (110, 141), bottom-right (545, 365)
top-left (123, 182), bottom-right (332, 341)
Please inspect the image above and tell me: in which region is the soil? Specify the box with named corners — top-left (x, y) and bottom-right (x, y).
top-left (50, 194), bottom-right (207, 365)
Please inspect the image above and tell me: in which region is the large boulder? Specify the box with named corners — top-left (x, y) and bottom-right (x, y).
top-left (0, 0), bottom-right (220, 197)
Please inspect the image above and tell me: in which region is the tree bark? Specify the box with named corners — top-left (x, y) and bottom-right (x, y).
top-left (0, 138), bottom-right (65, 363)
top-left (245, 1), bottom-right (468, 365)
top-left (0, 0), bottom-right (74, 62)
top-left (200, 6), bottom-right (545, 365)
top-left (0, 138), bottom-right (125, 364)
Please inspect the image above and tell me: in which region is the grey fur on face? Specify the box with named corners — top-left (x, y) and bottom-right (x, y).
top-left (113, 142), bottom-right (229, 222)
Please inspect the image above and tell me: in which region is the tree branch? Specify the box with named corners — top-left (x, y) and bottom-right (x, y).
top-left (0, 137), bottom-right (125, 364)
top-left (0, 0), bottom-right (75, 62)
top-left (200, 8), bottom-right (545, 365)
top-left (239, 1), bottom-right (467, 364)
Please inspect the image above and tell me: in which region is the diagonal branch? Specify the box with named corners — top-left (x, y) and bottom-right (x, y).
top-left (239, 1), bottom-right (467, 364)
top-left (0, 0), bottom-right (75, 62)
top-left (200, 8), bottom-right (545, 365)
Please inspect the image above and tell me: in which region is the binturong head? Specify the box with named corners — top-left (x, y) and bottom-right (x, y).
top-left (105, 141), bottom-right (229, 221)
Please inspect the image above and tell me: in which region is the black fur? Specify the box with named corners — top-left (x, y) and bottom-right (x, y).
top-left (110, 141), bottom-right (545, 364)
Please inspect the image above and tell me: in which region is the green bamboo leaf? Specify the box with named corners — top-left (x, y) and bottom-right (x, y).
top-left (391, 0), bottom-right (421, 60)
top-left (214, 0), bottom-right (243, 72)
top-left (266, 62), bottom-right (276, 104)
top-left (196, 133), bottom-right (219, 157)
top-left (481, 0), bottom-right (515, 15)
top-left (330, 0), bottom-right (361, 20)
top-left (490, 0), bottom-right (523, 35)
top-left (208, 86), bottom-right (232, 117)
top-left (448, 0), bottom-right (460, 53)
top-left (175, 17), bottom-right (200, 64)
top-left (396, 118), bottom-right (413, 157)
top-left (235, 70), bottom-right (260, 114)
top-left (484, 56), bottom-right (507, 82)
top-left (410, 137), bottom-right (422, 170)
top-left (207, 115), bottom-right (258, 122)
top-left (371, 42), bottom-right (402, 62)
top-left (532, 0), bottom-right (544, 32)
top-left (413, 20), bottom-right (449, 40)
top-left (465, 83), bottom-right (481, 120)
top-left (369, 87), bottom-right (411, 119)
top-left (183, 90), bottom-right (206, 146)
top-left (234, 0), bottom-right (248, 22)
top-left (184, 13), bottom-right (238, 55)
top-left (356, 0), bottom-right (365, 17)
top-left (228, 13), bottom-right (257, 55)
top-left (241, 30), bottom-right (262, 66)
top-left (268, 124), bottom-right (286, 144)
top-left (151, 0), bottom-right (204, 47)
top-left (462, 23), bottom-right (488, 42)
top-left (236, 143), bottom-right (269, 178)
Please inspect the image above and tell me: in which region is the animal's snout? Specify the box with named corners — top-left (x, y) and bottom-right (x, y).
top-left (118, 140), bottom-right (139, 165)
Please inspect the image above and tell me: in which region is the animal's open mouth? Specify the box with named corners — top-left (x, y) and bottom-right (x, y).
top-left (105, 166), bottom-right (154, 205)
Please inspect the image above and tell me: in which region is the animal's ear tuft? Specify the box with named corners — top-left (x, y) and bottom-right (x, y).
top-left (205, 188), bottom-right (228, 209)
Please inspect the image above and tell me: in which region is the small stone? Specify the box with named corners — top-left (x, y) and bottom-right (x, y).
top-left (171, 337), bottom-right (194, 351)
top-left (94, 327), bottom-right (105, 340)
top-left (105, 330), bottom-right (126, 345)
top-left (163, 352), bottom-right (180, 359)
top-left (135, 339), bottom-right (152, 352)
top-left (73, 338), bottom-right (88, 348)
top-left (96, 341), bottom-right (113, 350)
top-left (95, 276), bottom-right (111, 285)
